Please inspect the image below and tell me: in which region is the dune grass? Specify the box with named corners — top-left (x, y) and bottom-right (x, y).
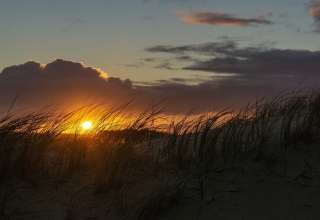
top-left (1, 90), bottom-right (320, 219)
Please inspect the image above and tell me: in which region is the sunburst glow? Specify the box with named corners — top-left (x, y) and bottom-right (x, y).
top-left (81, 121), bottom-right (93, 130)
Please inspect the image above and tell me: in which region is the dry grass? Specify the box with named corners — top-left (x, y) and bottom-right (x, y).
top-left (1, 90), bottom-right (320, 219)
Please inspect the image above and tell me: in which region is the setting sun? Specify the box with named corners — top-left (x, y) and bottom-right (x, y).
top-left (82, 121), bottom-right (93, 130)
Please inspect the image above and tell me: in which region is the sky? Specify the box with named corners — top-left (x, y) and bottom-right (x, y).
top-left (0, 0), bottom-right (320, 114)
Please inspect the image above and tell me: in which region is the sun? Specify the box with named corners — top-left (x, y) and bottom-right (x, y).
top-left (81, 121), bottom-right (93, 131)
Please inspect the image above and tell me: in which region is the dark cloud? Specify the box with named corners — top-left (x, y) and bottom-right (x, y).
top-left (185, 49), bottom-right (320, 76)
top-left (146, 41), bottom-right (320, 76)
top-left (1, 58), bottom-right (319, 115)
top-left (309, 0), bottom-right (320, 31)
top-left (178, 11), bottom-right (273, 27)
top-left (143, 41), bottom-right (320, 112)
top-left (175, 55), bottom-right (195, 62)
top-left (146, 40), bottom-right (238, 55)
top-left (0, 60), bottom-right (137, 113)
top-left (154, 62), bottom-right (178, 70)
top-left (138, 77), bottom-right (296, 113)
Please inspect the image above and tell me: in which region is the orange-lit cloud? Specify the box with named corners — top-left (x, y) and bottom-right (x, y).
top-left (93, 67), bottom-right (108, 79)
top-left (178, 11), bottom-right (273, 27)
top-left (310, 6), bottom-right (320, 17)
top-left (310, 1), bottom-right (320, 17)
top-left (309, 0), bottom-right (320, 31)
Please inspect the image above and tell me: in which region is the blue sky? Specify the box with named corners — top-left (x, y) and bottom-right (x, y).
top-left (0, 0), bottom-right (319, 82)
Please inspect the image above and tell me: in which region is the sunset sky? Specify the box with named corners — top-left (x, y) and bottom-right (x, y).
top-left (1, 0), bottom-right (320, 114)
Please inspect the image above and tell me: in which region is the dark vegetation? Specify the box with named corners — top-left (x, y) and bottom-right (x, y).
top-left (1, 90), bottom-right (320, 219)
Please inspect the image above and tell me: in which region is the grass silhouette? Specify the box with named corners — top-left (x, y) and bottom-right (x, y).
top-left (1, 90), bottom-right (320, 219)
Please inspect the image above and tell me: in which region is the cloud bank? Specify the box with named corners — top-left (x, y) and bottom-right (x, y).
top-left (1, 56), bottom-right (320, 115)
top-left (146, 41), bottom-right (320, 76)
top-left (144, 40), bottom-right (320, 109)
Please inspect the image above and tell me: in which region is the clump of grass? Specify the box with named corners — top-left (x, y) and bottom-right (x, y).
top-left (93, 107), bottom-right (163, 193)
top-left (0, 113), bottom-right (62, 183)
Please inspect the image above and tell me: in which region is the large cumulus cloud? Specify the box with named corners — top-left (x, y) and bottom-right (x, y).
top-left (0, 60), bottom-right (137, 113)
